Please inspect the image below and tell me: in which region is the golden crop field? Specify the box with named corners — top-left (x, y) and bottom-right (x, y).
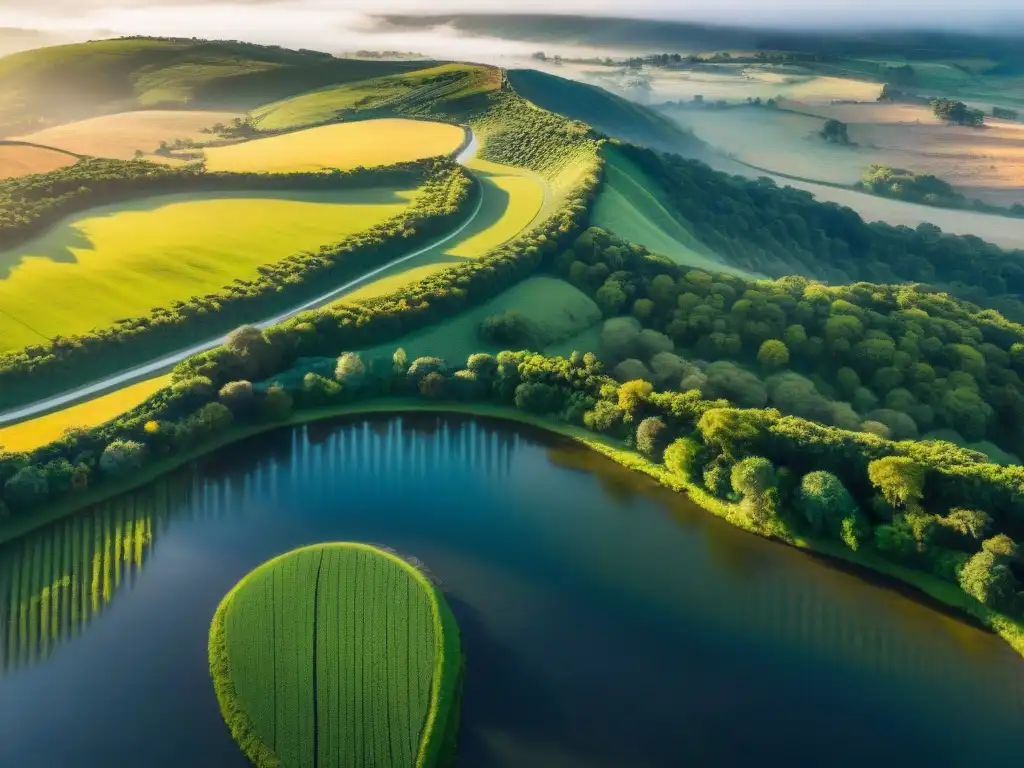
top-left (794, 101), bottom-right (1024, 195)
top-left (203, 119), bottom-right (466, 173)
top-left (209, 543), bottom-right (462, 767)
top-left (0, 144), bottom-right (76, 178)
top-left (0, 187), bottom-right (419, 351)
top-left (0, 375), bottom-right (171, 451)
top-left (12, 110), bottom-right (241, 160)
top-left (341, 157), bottom-right (545, 303)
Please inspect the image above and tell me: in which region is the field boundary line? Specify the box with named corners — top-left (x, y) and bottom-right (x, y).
top-left (0, 133), bottom-right (484, 426)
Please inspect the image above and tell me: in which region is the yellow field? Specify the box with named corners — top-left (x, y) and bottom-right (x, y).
top-left (341, 157), bottom-right (545, 302)
top-left (0, 144), bottom-right (76, 178)
top-left (12, 110), bottom-right (241, 160)
top-left (0, 187), bottom-right (418, 351)
top-left (203, 119), bottom-right (466, 173)
top-left (639, 66), bottom-right (880, 105)
top-left (0, 375), bottom-right (170, 451)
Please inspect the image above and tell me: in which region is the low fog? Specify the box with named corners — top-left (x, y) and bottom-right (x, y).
top-left (3, 0), bottom-right (1024, 45)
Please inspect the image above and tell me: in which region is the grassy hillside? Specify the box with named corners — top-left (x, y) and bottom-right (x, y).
top-left (591, 143), bottom-right (751, 276)
top-left (251, 62), bottom-right (500, 132)
top-left (506, 69), bottom-right (702, 155)
top-left (0, 37), bottom-right (426, 135)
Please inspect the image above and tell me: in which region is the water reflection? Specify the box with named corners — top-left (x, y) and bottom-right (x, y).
top-left (0, 414), bottom-right (1021, 766)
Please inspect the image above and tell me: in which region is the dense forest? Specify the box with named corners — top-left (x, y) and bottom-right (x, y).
top-left (617, 144), bottom-right (1024, 322)
top-left (554, 226), bottom-right (1024, 459)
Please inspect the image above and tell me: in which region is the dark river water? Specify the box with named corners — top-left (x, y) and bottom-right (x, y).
top-left (0, 414), bottom-right (1023, 767)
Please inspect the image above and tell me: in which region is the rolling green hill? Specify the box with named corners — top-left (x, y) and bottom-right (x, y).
top-left (506, 68), bottom-right (702, 155)
top-left (0, 37), bottom-right (426, 135)
top-left (591, 143), bottom-right (753, 276)
top-left (251, 62), bottom-right (501, 132)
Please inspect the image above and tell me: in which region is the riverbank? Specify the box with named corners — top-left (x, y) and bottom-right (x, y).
top-left (4, 397), bottom-right (1023, 658)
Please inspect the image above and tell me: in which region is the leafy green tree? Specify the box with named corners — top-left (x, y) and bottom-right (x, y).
top-left (757, 339), bottom-right (790, 371)
top-left (419, 372), bottom-right (446, 399)
top-left (868, 456), bottom-right (925, 511)
top-left (697, 408), bottom-right (760, 459)
top-left (3, 466), bottom-right (48, 509)
top-left (262, 384), bottom-right (293, 422)
top-left (636, 417), bottom-right (668, 459)
top-left (467, 353), bottom-right (498, 381)
top-left (584, 400), bottom-right (624, 433)
top-left (664, 437), bottom-right (704, 481)
top-left (959, 550), bottom-right (1017, 608)
top-left (797, 471), bottom-right (858, 535)
top-left (335, 352), bottom-right (366, 389)
top-left (99, 440), bottom-right (146, 477)
top-left (218, 380), bottom-right (256, 418)
top-left (731, 456), bottom-right (777, 526)
top-left (618, 380), bottom-right (653, 416)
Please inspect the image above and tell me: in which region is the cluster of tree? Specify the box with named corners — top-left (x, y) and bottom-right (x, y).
top-left (930, 98), bottom-right (985, 126)
top-left (473, 89), bottom-right (601, 178)
top-left (819, 119), bottom-right (851, 144)
top-left (993, 106), bottom-right (1019, 121)
top-left (614, 144), bottom-right (1024, 321)
top-left (0, 159), bottom-right (477, 410)
top-left (558, 226), bottom-right (1024, 458)
top-left (858, 164), bottom-right (1024, 218)
top-left (5, 344), bottom-right (1022, 623)
top-left (880, 63), bottom-right (916, 85)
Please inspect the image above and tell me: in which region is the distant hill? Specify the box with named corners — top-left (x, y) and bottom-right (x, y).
top-left (378, 14), bottom-right (1024, 62)
top-left (506, 69), bottom-right (703, 156)
top-left (0, 37), bottom-right (427, 136)
top-left (252, 63), bottom-right (499, 132)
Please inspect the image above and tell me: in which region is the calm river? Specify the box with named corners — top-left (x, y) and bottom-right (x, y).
top-left (0, 414), bottom-right (1022, 767)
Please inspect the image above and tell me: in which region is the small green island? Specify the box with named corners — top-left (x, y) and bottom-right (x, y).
top-left (208, 543), bottom-right (462, 768)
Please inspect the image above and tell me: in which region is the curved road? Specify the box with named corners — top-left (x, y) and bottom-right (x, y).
top-left (0, 131), bottom-right (483, 426)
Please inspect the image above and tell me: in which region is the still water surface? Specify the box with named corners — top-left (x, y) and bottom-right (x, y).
top-left (0, 414), bottom-right (1022, 767)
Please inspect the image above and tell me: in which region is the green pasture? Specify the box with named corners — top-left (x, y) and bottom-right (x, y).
top-left (592, 145), bottom-right (756, 277)
top-left (353, 276), bottom-right (600, 366)
top-left (251, 63), bottom-right (500, 132)
top-left (0, 187), bottom-right (418, 352)
top-left (209, 543), bottom-right (461, 768)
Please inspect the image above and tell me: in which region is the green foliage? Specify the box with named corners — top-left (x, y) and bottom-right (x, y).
top-left (479, 311), bottom-right (538, 349)
top-left (858, 164), bottom-right (970, 210)
top-left (797, 471), bottom-right (859, 536)
top-left (757, 339), bottom-right (790, 372)
top-left (635, 417), bottom-right (668, 459)
top-left (930, 97), bottom-right (985, 126)
top-left (868, 457), bottom-right (926, 510)
top-left (731, 456), bottom-right (777, 501)
top-left (959, 550), bottom-right (1018, 609)
top-left (663, 437), bottom-right (704, 481)
top-left (98, 440), bottom-right (146, 477)
top-left (334, 352), bottom-right (366, 390)
top-left (618, 380), bottom-right (653, 416)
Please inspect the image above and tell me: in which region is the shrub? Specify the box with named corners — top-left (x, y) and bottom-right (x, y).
top-left (664, 437), bottom-right (704, 482)
top-left (99, 440), bottom-right (146, 477)
top-left (635, 417), bottom-right (668, 460)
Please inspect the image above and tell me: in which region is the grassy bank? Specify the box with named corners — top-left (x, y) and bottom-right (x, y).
top-left (5, 397), bottom-right (1022, 659)
top-left (209, 541), bottom-right (461, 767)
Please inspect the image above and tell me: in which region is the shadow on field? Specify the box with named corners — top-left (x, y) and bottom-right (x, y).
top-left (0, 187), bottom-right (412, 276)
top-left (0, 225), bottom-right (92, 278)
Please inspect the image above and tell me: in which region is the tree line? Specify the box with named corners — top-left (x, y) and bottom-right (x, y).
top-left (0, 158), bottom-right (476, 410)
top-left (558, 226), bottom-right (1024, 459)
top-left (617, 144), bottom-right (1024, 322)
top-left (4, 341), bottom-right (1022, 628)
top-left (0, 156), bottom-right (440, 253)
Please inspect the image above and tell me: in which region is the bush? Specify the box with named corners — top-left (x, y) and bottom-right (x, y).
top-left (664, 437), bottom-right (704, 481)
top-left (635, 417), bottom-right (668, 460)
top-left (99, 440), bottom-right (146, 477)
top-left (796, 471), bottom-right (859, 536)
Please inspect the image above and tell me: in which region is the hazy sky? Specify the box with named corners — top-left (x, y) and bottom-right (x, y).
top-left (4, 0), bottom-right (1024, 50)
